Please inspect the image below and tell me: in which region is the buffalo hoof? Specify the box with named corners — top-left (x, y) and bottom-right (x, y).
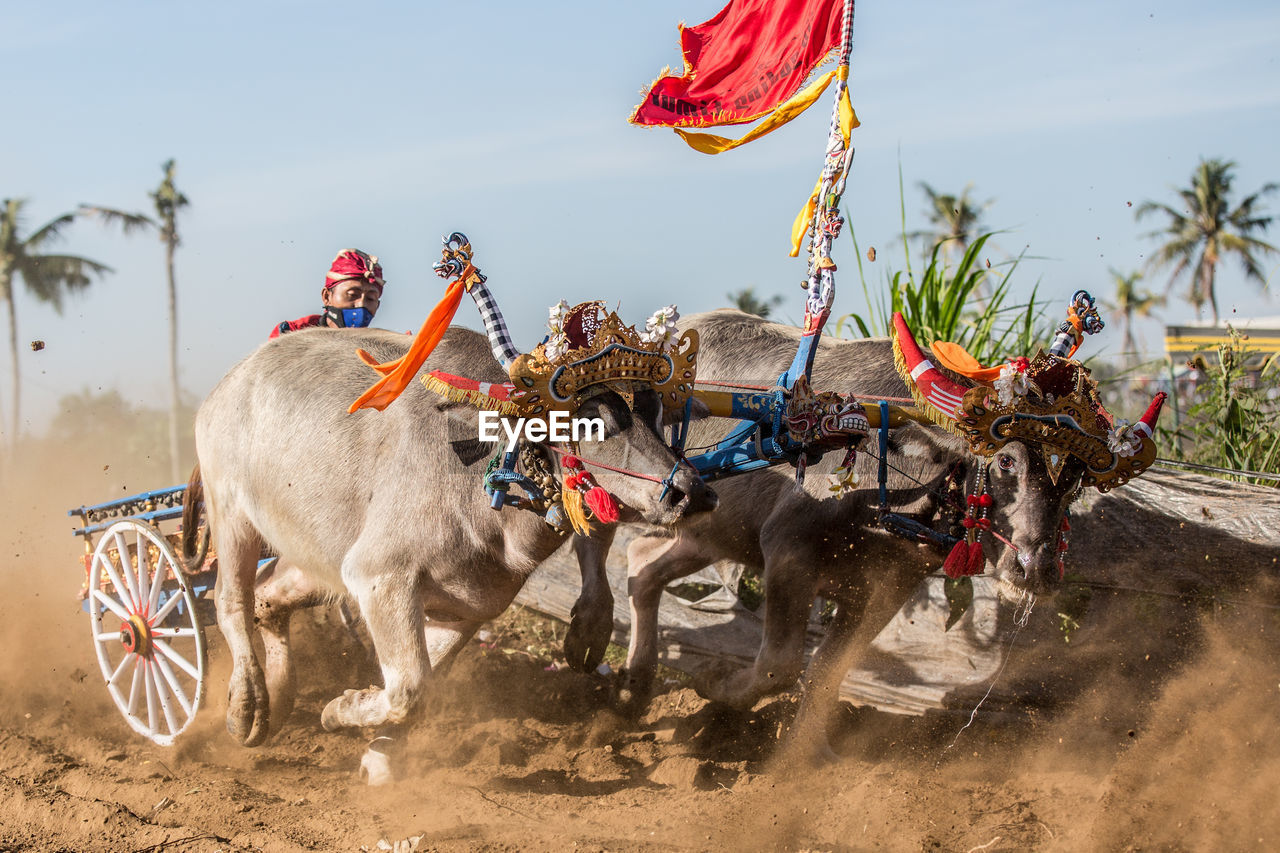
top-left (613, 669), bottom-right (654, 719)
top-left (226, 663), bottom-right (270, 747)
top-left (563, 600), bottom-right (612, 673)
top-left (321, 686), bottom-right (390, 731)
top-left (692, 660), bottom-right (752, 710)
top-left (358, 737), bottom-right (399, 786)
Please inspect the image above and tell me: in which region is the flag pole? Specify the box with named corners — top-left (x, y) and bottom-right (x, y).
top-left (778, 0), bottom-right (857, 389)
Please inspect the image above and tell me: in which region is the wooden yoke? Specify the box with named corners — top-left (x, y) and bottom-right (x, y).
top-left (693, 387), bottom-right (929, 429)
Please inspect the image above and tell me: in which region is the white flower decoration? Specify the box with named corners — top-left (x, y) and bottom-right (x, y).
top-left (547, 300), bottom-right (570, 335)
top-left (993, 362), bottom-right (1030, 407)
top-left (827, 464), bottom-right (859, 497)
top-left (1107, 419), bottom-right (1139, 457)
top-left (544, 333), bottom-right (570, 362)
top-left (641, 304), bottom-right (681, 352)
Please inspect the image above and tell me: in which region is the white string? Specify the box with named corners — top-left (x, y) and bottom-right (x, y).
top-left (939, 590), bottom-right (1035, 760)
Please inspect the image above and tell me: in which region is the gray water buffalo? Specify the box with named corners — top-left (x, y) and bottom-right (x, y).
top-left (569, 310), bottom-right (1095, 722)
top-left (190, 324), bottom-right (713, 749)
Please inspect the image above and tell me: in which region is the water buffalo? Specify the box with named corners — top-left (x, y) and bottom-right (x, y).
top-left (190, 324), bottom-right (714, 750)
top-left (570, 309), bottom-right (1113, 723)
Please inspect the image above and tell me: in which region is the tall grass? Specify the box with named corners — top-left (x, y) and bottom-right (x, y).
top-left (1164, 329), bottom-right (1280, 485)
top-left (836, 228), bottom-right (1049, 364)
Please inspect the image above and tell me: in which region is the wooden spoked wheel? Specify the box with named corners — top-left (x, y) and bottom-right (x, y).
top-left (87, 519), bottom-right (207, 745)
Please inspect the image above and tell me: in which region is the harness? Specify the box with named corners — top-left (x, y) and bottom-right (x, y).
top-left (874, 400), bottom-right (963, 551)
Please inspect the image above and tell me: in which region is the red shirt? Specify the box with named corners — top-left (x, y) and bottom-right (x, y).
top-left (269, 314), bottom-right (324, 339)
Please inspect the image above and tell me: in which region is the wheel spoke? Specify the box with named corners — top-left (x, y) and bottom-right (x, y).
top-left (91, 588), bottom-right (132, 622)
top-left (127, 657), bottom-right (144, 716)
top-left (151, 627), bottom-right (197, 639)
top-left (96, 552), bottom-right (138, 614)
top-left (153, 653), bottom-right (193, 718)
top-left (144, 660), bottom-right (159, 733)
top-left (134, 528), bottom-right (149, 614)
top-left (147, 541), bottom-right (169, 617)
top-left (151, 590), bottom-right (184, 625)
top-left (112, 530), bottom-right (143, 609)
top-left (108, 652), bottom-right (133, 687)
top-left (150, 661), bottom-right (180, 735)
top-left (153, 638), bottom-right (200, 681)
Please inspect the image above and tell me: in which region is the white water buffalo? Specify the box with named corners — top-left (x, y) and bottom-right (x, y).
top-left (190, 324), bottom-right (714, 748)
top-left (569, 309), bottom-right (1097, 720)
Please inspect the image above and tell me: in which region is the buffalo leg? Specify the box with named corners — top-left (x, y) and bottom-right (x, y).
top-left (423, 618), bottom-right (483, 675)
top-left (254, 560), bottom-right (327, 735)
top-left (564, 527), bottom-right (617, 672)
top-left (699, 551), bottom-right (820, 710)
top-left (212, 514), bottom-right (271, 747)
top-left (321, 547), bottom-right (430, 730)
top-left (620, 532), bottom-right (713, 711)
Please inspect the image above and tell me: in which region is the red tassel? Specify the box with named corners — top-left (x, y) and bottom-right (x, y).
top-left (561, 455), bottom-right (583, 469)
top-left (943, 541), bottom-right (969, 578)
top-left (965, 541), bottom-right (985, 575)
top-left (583, 485), bottom-right (620, 524)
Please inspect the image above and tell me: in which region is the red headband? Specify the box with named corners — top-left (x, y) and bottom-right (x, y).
top-left (325, 249), bottom-right (384, 293)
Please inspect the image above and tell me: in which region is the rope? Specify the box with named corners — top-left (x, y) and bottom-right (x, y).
top-left (1153, 457), bottom-right (1280, 482)
top-left (695, 379), bottom-right (914, 404)
top-left (939, 591), bottom-right (1035, 761)
top-left (544, 444), bottom-right (668, 484)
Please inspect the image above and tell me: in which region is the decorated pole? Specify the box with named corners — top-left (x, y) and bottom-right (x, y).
top-left (778, 0), bottom-right (857, 389)
top-left (632, 0), bottom-right (857, 391)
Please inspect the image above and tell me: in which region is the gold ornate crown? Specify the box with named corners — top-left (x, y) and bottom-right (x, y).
top-left (954, 351), bottom-right (1157, 490)
top-left (508, 302), bottom-right (699, 416)
top-left (892, 311), bottom-right (1167, 493)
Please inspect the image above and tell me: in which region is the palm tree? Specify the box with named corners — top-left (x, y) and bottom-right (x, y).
top-left (726, 287), bottom-right (783, 318)
top-left (1102, 268), bottom-right (1163, 365)
top-left (907, 182), bottom-right (990, 259)
top-left (82, 159), bottom-right (190, 480)
top-left (0, 198), bottom-right (113, 445)
top-left (1135, 158), bottom-right (1278, 324)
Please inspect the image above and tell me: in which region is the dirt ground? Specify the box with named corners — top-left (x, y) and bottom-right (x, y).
top-left (4, 446), bottom-right (1280, 852)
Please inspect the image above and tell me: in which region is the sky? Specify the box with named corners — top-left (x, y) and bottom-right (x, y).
top-left (3, 0), bottom-right (1279, 434)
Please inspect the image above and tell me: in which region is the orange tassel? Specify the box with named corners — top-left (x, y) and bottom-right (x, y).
top-left (561, 488), bottom-right (591, 536)
top-left (943, 540), bottom-right (969, 579)
top-left (349, 279), bottom-right (465, 412)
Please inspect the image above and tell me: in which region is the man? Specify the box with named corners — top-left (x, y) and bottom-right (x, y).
top-left (270, 248), bottom-right (384, 338)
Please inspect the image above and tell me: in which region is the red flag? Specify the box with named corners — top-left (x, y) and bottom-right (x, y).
top-left (631, 0), bottom-right (845, 130)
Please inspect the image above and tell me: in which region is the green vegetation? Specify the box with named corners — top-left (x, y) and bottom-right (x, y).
top-left (904, 181), bottom-right (990, 260)
top-left (1163, 328), bottom-right (1280, 486)
top-left (726, 286), bottom-right (785, 318)
top-left (0, 199), bottom-right (114, 447)
top-left (1101, 268), bottom-right (1163, 367)
top-left (81, 159), bottom-right (190, 481)
top-left (1136, 158), bottom-right (1278, 324)
top-left (837, 230), bottom-right (1048, 364)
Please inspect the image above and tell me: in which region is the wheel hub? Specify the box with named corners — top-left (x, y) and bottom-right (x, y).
top-left (120, 613), bottom-right (153, 657)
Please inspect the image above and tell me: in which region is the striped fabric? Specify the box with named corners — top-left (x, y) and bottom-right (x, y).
top-left (468, 281), bottom-right (521, 368)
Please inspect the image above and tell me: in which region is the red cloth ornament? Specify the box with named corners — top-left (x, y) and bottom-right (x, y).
top-left (325, 249), bottom-right (384, 293)
top-left (943, 541), bottom-right (969, 579)
top-left (583, 484), bottom-right (620, 524)
top-left (965, 541), bottom-right (985, 575)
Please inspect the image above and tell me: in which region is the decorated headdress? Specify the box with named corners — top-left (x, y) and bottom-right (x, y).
top-left (891, 291), bottom-right (1166, 492)
top-left (348, 233), bottom-right (698, 417)
top-left (326, 249), bottom-right (384, 293)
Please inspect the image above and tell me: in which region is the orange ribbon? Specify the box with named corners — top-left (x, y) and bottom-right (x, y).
top-left (348, 278), bottom-right (465, 413)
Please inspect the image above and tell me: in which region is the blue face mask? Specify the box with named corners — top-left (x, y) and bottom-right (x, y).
top-left (325, 306), bottom-right (374, 328)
